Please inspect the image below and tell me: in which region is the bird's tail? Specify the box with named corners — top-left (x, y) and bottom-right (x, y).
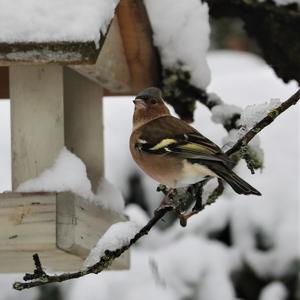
top-left (209, 165), bottom-right (261, 196)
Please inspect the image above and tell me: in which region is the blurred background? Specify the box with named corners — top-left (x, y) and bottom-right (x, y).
top-left (0, 3), bottom-right (299, 300)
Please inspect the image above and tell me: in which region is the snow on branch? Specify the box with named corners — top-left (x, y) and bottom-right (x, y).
top-left (84, 221), bottom-right (141, 268)
top-left (144, 0), bottom-right (211, 90)
top-left (12, 89), bottom-right (300, 291)
top-left (226, 90), bottom-right (300, 156)
top-left (144, 0), bottom-right (211, 122)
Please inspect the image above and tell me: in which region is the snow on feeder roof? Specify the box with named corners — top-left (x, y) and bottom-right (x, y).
top-left (0, 0), bottom-right (159, 93)
top-left (0, 0), bottom-right (119, 64)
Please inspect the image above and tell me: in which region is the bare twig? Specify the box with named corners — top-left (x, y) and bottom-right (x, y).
top-left (13, 89), bottom-right (300, 291)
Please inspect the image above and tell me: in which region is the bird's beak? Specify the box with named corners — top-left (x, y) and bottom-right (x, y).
top-left (133, 98), bottom-right (146, 109)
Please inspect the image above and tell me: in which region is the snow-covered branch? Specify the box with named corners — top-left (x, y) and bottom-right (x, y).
top-left (226, 89), bottom-right (300, 156)
top-left (13, 89), bottom-right (300, 291)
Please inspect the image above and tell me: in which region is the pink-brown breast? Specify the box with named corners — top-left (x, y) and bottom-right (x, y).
top-left (130, 131), bottom-right (182, 187)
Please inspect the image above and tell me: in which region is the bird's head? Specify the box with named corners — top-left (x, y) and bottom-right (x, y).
top-left (132, 87), bottom-right (170, 130)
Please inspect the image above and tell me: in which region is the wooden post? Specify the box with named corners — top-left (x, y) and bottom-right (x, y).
top-left (63, 68), bottom-right (104, 192)
top-left (0, 66), bottom-right (129, 273)
top-left (9, 65), bottom-right (64, 189)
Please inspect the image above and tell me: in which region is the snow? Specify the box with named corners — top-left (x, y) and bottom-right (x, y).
top-left (241, 206), bottom-right (299, 277)
top-left (207, 92), bottom-right (223, 106)
top-left (0, 274), bottom-right (39, 300)
top-left (72, 236), bottom-right (236, 300)
top-left (219, 97), bottom-right (281, 161)
top-left (0, 0), bottom-right (119, 45)
top-left (16, 147), bottom-right (94, 199)
top-left (259, 282), bottom-right (288, 300)
top-left (92, 178), bottom-right (125, 214)
top-left (238, 99), bottom-right (281, 129)
top-left (222, 129), bottom-right (264, 165)
top-left (16, 147), bottom-right (125, 213)
top-left (125, 204), bottom-right (164, 249)
top-left (211, 104), bottom-right (242, 125)
top-left (211, 85), bottom-right (282, 157)
top-left (166, 199), bottom-right (232, 240)
top-left (222, 128), bottom-right (245, 152)
top-left (84, 221), bottom-right (141, 267)
top-left (144, 0), bottom-right (211, 89)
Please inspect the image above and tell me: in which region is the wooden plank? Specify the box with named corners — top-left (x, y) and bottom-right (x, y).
top-left (0, 41), bottom-right (102, 65)
top-left (72, 17), bottom-right (132, 93)
top-left (0, 193), bottom-right (56, 252)
top-left (0, 67), bottom-right (9, 99)
top-left (10, 65), bottom-right (64, 189)
top-left (0, 248), bottom-right (128, 273)
top-left (0, 249), bottom-right (84, 273)
top-left (0, 192), bottom-right (129, 272)
top-left (116, 0), bottom-right (160, 93)
top-left (63, 68), bottom-right (104, 192)
top-left (57, 193), bottom-right (129, 269)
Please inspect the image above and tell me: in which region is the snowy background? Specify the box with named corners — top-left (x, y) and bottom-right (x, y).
top-left (0, 50), bottom-right (299, 300)
top-left (0, 0), bottom-right (299, 299)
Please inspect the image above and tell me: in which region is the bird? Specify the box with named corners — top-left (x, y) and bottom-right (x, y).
top-left (130, 87), bottom-right (261, 196)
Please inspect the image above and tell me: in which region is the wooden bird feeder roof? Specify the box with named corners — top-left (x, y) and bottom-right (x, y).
top-left (0, 0), bottom-right (159, 95)
top-left (0, 0), bottom-right (116, 64)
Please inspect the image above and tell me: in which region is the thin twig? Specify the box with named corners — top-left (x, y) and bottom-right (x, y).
top-left (226, 89), bottom-right (300, 156)
top-left (13, 89), bottom-right (300, 291)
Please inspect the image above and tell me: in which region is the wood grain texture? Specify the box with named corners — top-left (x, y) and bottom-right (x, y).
top-left (10, 65), bottom-right (64, 189)
top-left (0, 193), bottom-right (56, 252)
top-left (0, 192), bottom-right (129, 272)
top-left (116, 0), bottom-right (160, 93)
top-left (63, 68), bottom-right (104, 192)
top-left (57, 193), bottom-right (129, 269)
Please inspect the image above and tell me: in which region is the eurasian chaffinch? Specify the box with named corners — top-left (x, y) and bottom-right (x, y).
top-left (130, 87), bottom-right (261, 196)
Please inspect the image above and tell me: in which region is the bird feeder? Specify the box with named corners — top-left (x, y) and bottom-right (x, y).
top-left (0, 0), bottom-right (159, 272)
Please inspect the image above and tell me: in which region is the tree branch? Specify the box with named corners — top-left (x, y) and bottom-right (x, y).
top-left (13, 89), bottom-right (300, 291)
top-left (226, 89), bottom-right (300, 156)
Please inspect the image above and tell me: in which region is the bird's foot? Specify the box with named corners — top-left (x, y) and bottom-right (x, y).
top-left (155, 189), bottom-right (175, 212)
top-left (178, 209), bottom-right (201, 227)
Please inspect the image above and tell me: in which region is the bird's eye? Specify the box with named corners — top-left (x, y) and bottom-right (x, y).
top-left (150, 99), bottom-right (157, 105)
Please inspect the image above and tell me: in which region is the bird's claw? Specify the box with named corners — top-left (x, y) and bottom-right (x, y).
top-left (178, 209), bottom-right (201, 227)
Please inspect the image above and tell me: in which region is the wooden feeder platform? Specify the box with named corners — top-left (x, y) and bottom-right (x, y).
top-left (0, 192), bottom-right (127, 272)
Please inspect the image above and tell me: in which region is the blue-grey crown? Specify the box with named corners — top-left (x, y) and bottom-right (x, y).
top-left (136, 87), bottom-right (162, 99)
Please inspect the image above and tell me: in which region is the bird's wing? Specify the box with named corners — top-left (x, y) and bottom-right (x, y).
top-left (136, 116), bottom-right (234, 167)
